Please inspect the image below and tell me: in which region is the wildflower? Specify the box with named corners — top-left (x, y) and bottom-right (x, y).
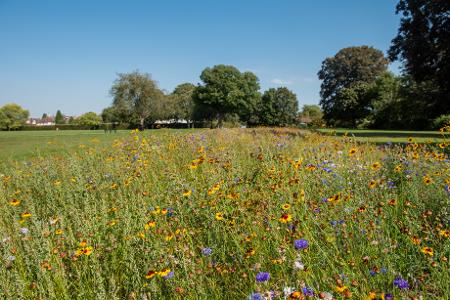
top-left (302, 287), bottom-right (314, 297)
top-left (288, 291), bottom-right (303, 299)
top-left (162, 271), bottom-right (174, 279)
top-left (371, 162), bottom-right (381, 171)
top-left (55, 229), bottom-right (63, 235)
top-left (245, 248), bottom-right (256, 258)
top-left (368, 180), bottom-right (377, 189)
top-left (421, 246), bottom-right (434, 256)
top-left (294, 260), bottom-right (305, 270)
top-left (393, 276), bottom-right (409, 290)
top-left (279, 213), bottom-right (292, 223)
top-left (445, 185), bottom-right (450, 195)
top-left (281, 203), bottom-right (291, 210)
top-left (201, 247), bottom-right (213, 256)
top-left (158, 268), bottom-right (171, 277)
top-left (20, 227), bottom-right (29, 235)
top-left (21, 212), bottom-right (32, 218)
top-left (145, 270), bottom-right (157, 279)
top-left (9, 199), bottom-right (20, 206)
top-left (79, 240), bottom-right (87, 247)
top-left (422, 176), bottom-right (432, 185)
top-left (255, 272), bottom-right (270, 282)
top-left (247, 292), bottom-right (262, 300)
top-left (294, 239), bottom-right (309, 250)
top-left (348, 148), bottom-right (357, 156)
top-left (144, 221), bottom-right (156, 230)
top-left (215, 212), bottom-right (224, 221)
top-left (82, 246), bottom-right (93, 256)
top-left (439, 229), bottom-right (450, 238)
top-left (335, 285), bottom-right (348, 293)
top-left (394, 165), bottom-right (402, 172)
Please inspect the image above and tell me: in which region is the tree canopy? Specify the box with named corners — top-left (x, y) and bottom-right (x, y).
top-left (259, 87), bottom-right (298, 126)
top-left (318, 46), bottom-right (389, 125)
top-left (55, 110), bottom-right (64, 124)
top-left (110, 71), bottom-right (164, 129)
top-left (389, 0), bottom-right (450, 120)
top-left (0, 103), bottom-right (29, 130)
top-left (75, 112), bottom-right (102, 127)
top-left (193, 65), bottom-right (261, 127)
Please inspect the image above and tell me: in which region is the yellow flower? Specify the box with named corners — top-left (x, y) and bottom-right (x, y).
top-left (348, 147), bottom-right (358, 156)
top-left (215, 212), bottom-right (224, 221)
top-left (158, 268), bottom-right (171, 277)
top-left (281, 203), bottom-right (291, 210)
top-left (421, 246), bottom-right (434, 256)
top-left (279, 213), bottom-right (292, 223)
top-left (182, 189), bottom-right (192, 197)
top-left (165, 233), bottom-right (174, 241)
top-left (394, 165), bottom-right (402, 173)
top-left (368, 180), bottom-right (377, 189)
top-left (9, 199), bottom-right (20, 206)
top-left (21, 212), bottom-right (32, 218)
top-left (82, 246), bottom-right (93, 256)
top-left (335, 285), bottom-right (348, 293)
top-left (144, 221), bottom-right (156, 230)
top-left (371, 162), bottom-right (381, 171)
top-left (53, 180), bottom-right (61, 186)
top-left (439, 229), bottom-right (450, 238)
top-left (422, 176), bottom-right (432, 185)
top-left (55, 229), bottom-right (63, 235)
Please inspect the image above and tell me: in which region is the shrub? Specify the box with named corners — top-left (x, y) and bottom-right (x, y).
top-left (432, 114), bottom-right (450, 130)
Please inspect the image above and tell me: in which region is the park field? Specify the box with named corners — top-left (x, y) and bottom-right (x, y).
top-left (0, 128), bottom-right (449, 299)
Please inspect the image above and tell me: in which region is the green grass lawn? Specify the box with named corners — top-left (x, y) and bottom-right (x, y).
top-left (316, 128), bottom-right (448, 143)
top-left (0, 129), bottom-right (201, 161)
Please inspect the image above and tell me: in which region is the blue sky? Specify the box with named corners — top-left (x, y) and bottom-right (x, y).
top-left (0, 0), bottom-right (401, 117)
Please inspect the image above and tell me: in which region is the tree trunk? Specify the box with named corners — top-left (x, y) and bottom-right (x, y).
top-left (217, 113), bottom-right (224, 128)
top-left (139, 117), bottom-right (145, 131)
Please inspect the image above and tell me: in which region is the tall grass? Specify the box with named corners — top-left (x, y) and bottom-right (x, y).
top-left (0, 128), bottom-right (449, 299)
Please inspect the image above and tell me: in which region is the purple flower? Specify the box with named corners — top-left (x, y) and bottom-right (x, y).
top-left (255, 272), bottom-right (270, 282)
top-left (201, 247), bottom-right (212, 256)
top-left (393, 277), bottom-right (409, 290)
top-left (302, 287), bottom-right (314, 296)
top-left (294, 239), bottom-right (309, 250)
top-left (445, 185), bottom-right (450, 195)
top-left (384, 293), bottom-right (394, 300)
top-left (163, 271), bottom-right (174, 279)
top-left (247, 292), bottom-right (262, 300)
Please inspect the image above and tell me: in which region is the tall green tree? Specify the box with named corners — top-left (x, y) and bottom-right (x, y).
top-left (0, 103), bottom-right (29, 130)
top-left (299, 105), bottom-right (323, 119)
top-left (389, 0), bottom-right (450, 120)
top-left (55, 110), bottom-right (64, 124)
top-left (259, 87), bottom-right (298, 126)
top-left (318, 46), bottom-right (388, 126)
top-left (41, 113), bottom-right (48, 119)
top-left (110, 71), bottom-right (164, 129)
top-left (170, 83), bottom-right (196, 126)
top-left (193, 65), bottom-right (261, 127)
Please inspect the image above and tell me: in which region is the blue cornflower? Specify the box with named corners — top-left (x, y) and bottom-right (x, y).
top-left (393, 277), bottom-right (409, 290)
top-left (201, 247), bottom-right (213, 256)
top-left (255, 272), bottom-right (270, 282)
top-left (384, 293), bottom-right (394, 300)
top-left (302, 287), bottom-right (314, 296)
top-left (247, 292), bottom-right (262, 300)
top-left (294, 239), bottom-right (309, 250)
top-left (163, 271), bottom-right (174, 279)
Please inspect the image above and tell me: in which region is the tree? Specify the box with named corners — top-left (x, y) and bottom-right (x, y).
top-left (41, 113), bottom-right (48, 119)
top-left (318, 46), bottom-right (389, 126)
top-left (110, 71), bottom-right (164, 129)
top-left (193, 65), bottom-right (261, 127)
top-left (75, 112), bottom-right (102, 127)
top-left (389, 0), bottom-right (450, 120)
top-left (259, 87), bottom-right (298, 126)
top-left (170, 83), bottom-right (196, 126)
top-left (55, 110), bottom-right (64, 124)
top-left (101, 106), bottom-right (122, 123)
top-left (299, 105), bottom-right (323, 119)
top-left (0, 103), bottom-right (29, 130)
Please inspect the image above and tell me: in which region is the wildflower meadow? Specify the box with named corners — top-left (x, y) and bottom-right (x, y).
top-left (1, 128), bottom-right (449, 299)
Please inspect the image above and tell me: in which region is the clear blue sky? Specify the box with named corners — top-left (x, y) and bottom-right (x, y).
top-left (0, 0), bottom-right (401, 117)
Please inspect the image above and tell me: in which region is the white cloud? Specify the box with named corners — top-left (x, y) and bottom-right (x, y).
top-left (270, 78), bottom-right (293, 85)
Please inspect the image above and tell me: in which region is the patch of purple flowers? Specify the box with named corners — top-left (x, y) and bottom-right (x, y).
top-left (201, 247), bottom-right (212, 256)
top-left (255, 272), bottom-right (270, 282)
top-left (294, 239), bottom-right (309, 250)
top-left (302, 287), bottom-right (314, 296)
top-left (393, 277), bottom-right (409, 290)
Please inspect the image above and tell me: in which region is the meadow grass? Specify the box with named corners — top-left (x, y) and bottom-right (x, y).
top-left (0, 128), bottom-right (449, 299)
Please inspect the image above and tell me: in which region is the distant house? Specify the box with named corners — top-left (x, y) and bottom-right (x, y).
top-left (26, 116), bottom-right (56, 126)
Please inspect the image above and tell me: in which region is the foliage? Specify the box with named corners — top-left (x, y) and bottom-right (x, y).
top-left (259, 87), bottom-right (298, 126)
top-left (193, 65), bottom-right (261, 127)
top-left (318, 46), bottom-right (389, 126)
top-left (0, 103), bottom-right (29, 130)
top-left (169, 83), bottom-right (196, 124)
top-left (432, 114), bottom-right (450, 130)
top-left (0, 128), bottom-right (449, 299)
top-left (389, 0), bottom-right (450, 118)
top-left (110, 71), bottom-right (165, 128)
top-left (74, 112), bottom-right (102, 127)
top-left (55, 110), bottom-right (64, 124)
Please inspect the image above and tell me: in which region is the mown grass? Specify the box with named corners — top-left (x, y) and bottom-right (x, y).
top-left (0, 128), bottom-right (449, 299)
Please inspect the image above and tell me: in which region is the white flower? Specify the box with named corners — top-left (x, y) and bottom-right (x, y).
top-left (7, 255), bottom-right (16, 261)
top-left (294, 260), bottom-right (305, 270)
top-left (283, 286), bottom-right (295, 297)
top-left (20, 227), bottom-right (29, 235)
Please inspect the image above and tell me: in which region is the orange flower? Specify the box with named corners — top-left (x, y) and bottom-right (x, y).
top-left (145, 270), bottom-right (157, 279)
